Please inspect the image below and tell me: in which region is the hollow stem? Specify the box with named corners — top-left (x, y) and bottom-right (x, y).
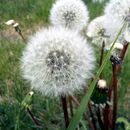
top-left (61, 96), bottom-right (69, 128)
top-left (112, 64), bottom-right (118, 130)
top-left (27, 108), bottom-right (42, 128)
top-left (15, 26), bottom-right (26, 43)
top-left (103, 105), bottom-right (110, 130)
top-left (100, 41), bottom-right (105, 66)
top-left (96, 107), bottom-right (104, 130)
top-left (88, 103), bottom-right (98, 130)
top-left (99, 41), bottom-right (105, 78)
top-left (68, 96), bottom-right (73, 117)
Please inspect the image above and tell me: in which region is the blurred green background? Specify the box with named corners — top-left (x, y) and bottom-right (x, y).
top-left (0, 0), bottom-right (130, 129)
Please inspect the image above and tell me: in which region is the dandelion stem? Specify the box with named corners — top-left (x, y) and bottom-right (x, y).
top-left (61, 96), bottom-right (69, 128)
top-left (112, 64), bottom-right (117, 130)
top-left (68, 96), bottom-right (74, 117)
top-left (100, 41), bottom-right (105, 67)
top-left (103, 105), bottom-right (111, 130)
top-left (15, 26), bottom-right (26, 43)
top-left (27, 108), bottom-right (42, 128)
top-left (96, 107), bottom-right (104, 130)
top-left (71, 96), bottom-right (95, 130)
top-left (88, 103), bottom-right (98, 130)
top-left (117, 41), bottom-right (129, 71)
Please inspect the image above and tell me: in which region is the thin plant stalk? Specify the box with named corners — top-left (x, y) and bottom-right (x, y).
top-left (100, 41), bottom-right (105, 66)
top-left (61, 96), bottom-right (69, 128)
top-left (71, 96), bottom-right (95, 130)
top-left (15, 26), bottom-right (26, 43)
top-left (88, 103), bottom-right (97, 130)
top-left (68, 96), bottom-right (74, 117)
top-left (27, 108), bottom-right (42, 128)
top-left (100, 41), bottom-right (105, 78)
top-left (103, 105), bottom-right (112, 130)
top-left (112, 64), bottom-right (118, 130)
top-left (96, 107), bottom-right (104, 130)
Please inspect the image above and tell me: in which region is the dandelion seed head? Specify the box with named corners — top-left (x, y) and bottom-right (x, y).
top-left (50, 0), bottom-right (89, 31)
top-left (87, 16), bottom-right (110, 46)
top-left (21, 27), bottom-right (95, 97)
top-left (104, 0), bottom-right (130, 41)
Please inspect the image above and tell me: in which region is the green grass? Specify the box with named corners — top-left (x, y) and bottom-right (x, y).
top-left (0, 0), bottom-right (130, 129)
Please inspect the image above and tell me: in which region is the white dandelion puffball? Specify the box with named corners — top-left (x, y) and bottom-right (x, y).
top-left (50, 0), bottom-right (89, 31)
top-left (104, 0), bottom-right (130, 41)
top-left (87, 16), bottom-right (110, 46)
top-left (21, 27), bottom-right (95, 97)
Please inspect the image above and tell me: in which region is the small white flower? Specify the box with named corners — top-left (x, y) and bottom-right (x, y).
top-left (5, 19), bottom-right (15, 25)
top-left (50, 0), bottom-right (89, 31)
top-left (87, 16), bottom-right (109, 46)
top-left (97, 79), bottom-right (107, 89)
top-left (21, 27), bottom-right (95, 97)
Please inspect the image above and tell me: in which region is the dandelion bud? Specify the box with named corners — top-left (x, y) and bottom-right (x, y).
top-left (90, 79), bottom-right (108, 106)
top-left (87, 16), bottom-right (110, 47)
top-left (5, 19), bottom-right (15, 25)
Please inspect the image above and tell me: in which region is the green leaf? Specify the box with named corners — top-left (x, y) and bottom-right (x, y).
top-left (67, 23), bottom-right (126, 130)
top-left (117, 117), bottom-right (130, 130)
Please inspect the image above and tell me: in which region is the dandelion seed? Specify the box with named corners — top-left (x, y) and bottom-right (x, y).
top-left (21, 27), bottom-right (95, 97)
top-left (50, 0), bottom-right (89, 31)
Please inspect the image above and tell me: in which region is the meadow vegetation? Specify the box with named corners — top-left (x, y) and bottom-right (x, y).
top-left (0, 0), bottom-right (130, 129)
